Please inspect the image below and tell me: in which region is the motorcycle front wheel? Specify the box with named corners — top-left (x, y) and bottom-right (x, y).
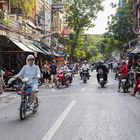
top-left (20, 101), bottom-right (26, 120)
top-left (57, 81), bottom-right (62, 89)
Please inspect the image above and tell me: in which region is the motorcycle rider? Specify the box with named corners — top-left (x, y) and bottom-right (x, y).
top-left (131, 59), bottom-right (140, 96)
top-left (96, 61), bottom-right (108, 83)
top-left (15, 55), bottom-right (41, 109)
top-left (118, 60), bottom-right (128, 92)
top-left (81, 60), bottom-right (90, 78)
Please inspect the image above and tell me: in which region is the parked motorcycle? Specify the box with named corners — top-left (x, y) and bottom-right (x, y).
top-left (3, 69), bottom-right (16, 88)
top-left (38, 72), bottom-right (44, 87)
top-left (129, 70), bottom-right (135, 88)
top-left (56, 71), bottom-right (71, 88)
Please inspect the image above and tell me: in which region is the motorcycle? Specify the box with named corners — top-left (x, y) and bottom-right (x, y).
top-left (81, 69), bottom-right (89, 83)
top-left (56, 71), bottom-right (71, 88)
top-left (120, 75), bottom-right (129, 93)
top-left (98, 69), bottom-right (107, 88)
top-left (129, 70), bottom-right (135, 88)
top-left (3, 69), bottom-right (16, 88)
top-left (10, 77), bottom-right (39, 120)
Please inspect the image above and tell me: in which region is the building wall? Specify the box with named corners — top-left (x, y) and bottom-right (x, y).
top-left (0, 0), bottom-right (9, 13)
top-left (35, 0), bottom-right (52, 33)
top-left (52, 0), bottom-right (64, 34)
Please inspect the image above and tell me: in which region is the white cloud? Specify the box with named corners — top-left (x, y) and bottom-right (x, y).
top-left (85, 0), bottom-right (118, 35)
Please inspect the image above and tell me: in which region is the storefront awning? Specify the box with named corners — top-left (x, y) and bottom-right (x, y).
top-left (26, 20), bottom-right (36, 29)
top-left (20, 39), bottom-right (45, 54)
top-left (10, 39), bottom-right (34, 52)
top-left (33, 40), bottom-right (51, 55)
top-left (26, 44), bottom-right (44, 53)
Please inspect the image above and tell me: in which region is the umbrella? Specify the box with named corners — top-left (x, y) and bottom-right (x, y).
top-left (131, 43), bottom-right (140, 54)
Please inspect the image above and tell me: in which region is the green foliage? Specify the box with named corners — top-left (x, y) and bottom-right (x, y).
top-left (64, 0), bottom-right (104, 61)
top-left (107, 2), bottom-right (135, 45)
top-left (10, 0), bottom-right (35, 17)
top-left (0, 11), bottom-right (4, 20)
top-left (95, 1), bottom-right (137, 61)
top-left (66, 34), bottom-right (105, 62)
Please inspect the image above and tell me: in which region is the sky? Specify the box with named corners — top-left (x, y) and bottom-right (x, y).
top-left (85, 0), bottom-right (118, 35)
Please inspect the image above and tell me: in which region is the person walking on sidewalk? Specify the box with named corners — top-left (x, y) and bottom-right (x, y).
top-left (42, 62), bottom-right (51, 88)
top-left (50, 60), bottom-right (57, 88)
top-left (131, 59), bottom-right (140, 97)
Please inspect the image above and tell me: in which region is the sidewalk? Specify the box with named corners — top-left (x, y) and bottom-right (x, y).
top-left (0, 91), bottom-right (15, 99)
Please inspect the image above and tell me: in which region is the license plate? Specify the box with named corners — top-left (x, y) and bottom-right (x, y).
top-left (100, 78), bottom-right (104, 81)
top-left (122, 79), bottom-right (126, 82)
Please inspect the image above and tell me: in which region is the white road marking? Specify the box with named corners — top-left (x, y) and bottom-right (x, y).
top-left (41, 100), bottom-right (76, 140)
top-left (51, 89), bottom-right (56, 92)
top-left (81, 88), bottom-right (85, 92)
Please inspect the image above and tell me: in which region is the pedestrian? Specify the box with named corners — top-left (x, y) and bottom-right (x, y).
top-left (131, 59), bottom-right (140, 96)
top-left (0, 70), bottom-right (5, 94)
top-left (50, 60), bottom-right (57, 88)
top-left (42, 62), bottom-right (51, 88)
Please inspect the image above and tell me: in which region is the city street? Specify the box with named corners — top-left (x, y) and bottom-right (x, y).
top-left (0, 72), bottom-right (140, 140)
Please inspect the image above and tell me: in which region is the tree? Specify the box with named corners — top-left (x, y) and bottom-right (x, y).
top-left (107, 2), bottom-right (136, 48)
top-left (66, 34), bottom-right (105, 62)
top-left (64, 0), bottom-right (104, 62)
top-left (10, 0), bottom-right (35, 18)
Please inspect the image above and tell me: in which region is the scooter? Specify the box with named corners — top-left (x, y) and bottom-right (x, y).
top-left (81, 69), bottom-right (89, 83)
top-left (98, 69), bottom-right (107, 88)
top-left (3, 69), bottom-right (16, 88)
top-left (120, 76), bottom-right (129, 93)
top-left (9, 77), bottom-right (39, 120)
top-left (129, 70), bottom-right (135, 88)
top-left (98, 74), bottom-right (107, 88)
top-left (56, 71), bottom-right (71, 88)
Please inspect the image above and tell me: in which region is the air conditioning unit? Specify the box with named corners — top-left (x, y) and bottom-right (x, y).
top-left (8, 14), bottom-right (17, 21)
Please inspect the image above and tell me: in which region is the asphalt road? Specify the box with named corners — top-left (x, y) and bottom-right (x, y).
top-left (0, 71), bottom-right (140, 140)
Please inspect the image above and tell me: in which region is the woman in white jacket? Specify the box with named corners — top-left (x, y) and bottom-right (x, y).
top-left (15, 55), bottom-right (41, 108)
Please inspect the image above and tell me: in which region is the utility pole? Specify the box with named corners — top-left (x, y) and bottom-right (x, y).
top-left (50, 1), bottom-right (63, 60)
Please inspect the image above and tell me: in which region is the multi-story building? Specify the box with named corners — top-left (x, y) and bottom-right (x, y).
top-left (36, 0), bottom-right (52, 34)
top-left (0, 0), bottom-right (53, 69)
top-left (126, 0), bottom-right (140, 33)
